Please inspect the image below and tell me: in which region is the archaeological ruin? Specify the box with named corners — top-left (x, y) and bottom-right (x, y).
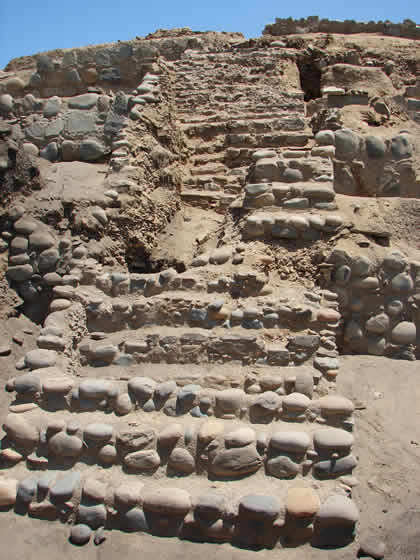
top-left (0, 16), bottom-right (419, 558)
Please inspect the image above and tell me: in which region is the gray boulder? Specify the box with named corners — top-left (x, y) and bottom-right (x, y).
top-left (79, 139), bottom-right (107, 161)
top-left (239, 494), bottom-right (280, 520)
top-left (68, 94), bottom-right (99, 110)
top-left (210, 446), bottom-right (261, 477)
top-left (50, 472), bottom-right (81, 502)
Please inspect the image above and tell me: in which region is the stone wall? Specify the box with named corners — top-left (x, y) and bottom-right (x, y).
top-left (326, 248), bottom-right (419, 359)
top-left (263, 16), bottom-right (420, 40)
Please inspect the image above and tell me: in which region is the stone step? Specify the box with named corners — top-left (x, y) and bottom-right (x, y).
top-left (243, 212), bottom-right (344, 241)
top-left (85, 293), bottom-right (333, 335)
top-left (176, 101), bottom-right (305, 116)
top-left (76, 325), bottom-right (339, 373)
top-left (226, 132), bottom-right (311, 149)
top-left (180, 191), bottom-right (237, 210)
top-left (242, 182), bottom-right (336, 211)
top-left (181, 116), bottom-right (307, 138)
top-left (178, 110), bottom-right (306, 125)
top-left (0, 453), bottom-right (358, 547)
top-left (190, 163), bottom-right (228, 176)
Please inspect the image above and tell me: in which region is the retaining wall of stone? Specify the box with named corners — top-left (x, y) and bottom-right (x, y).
top-left (0, 472), bottom-right (360, 548)
top-left (263, 16), bottom-right (420, 40)
top-left (327, 249), bottom-right (420, 359)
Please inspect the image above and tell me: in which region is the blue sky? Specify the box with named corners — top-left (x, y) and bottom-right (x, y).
top-left (1, 0), bottom-right (419, 69)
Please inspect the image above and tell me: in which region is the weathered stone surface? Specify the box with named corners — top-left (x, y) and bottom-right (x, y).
top-left (143, 488), bottom-right (191, 515)
top-left (66, 111), bottom-right (96, 135)
top-left (37, 472), bottom-right (57, 494)
top-left (24, 349), bottom-right (57, 369)
top-left (295, 372), bottom-right (314, 398)
top-left (123, 449), bottom-right (160, 471)
top-left (365, 313), bottom-right (390, 334)
top-left (70, 524), bottom-right (92, 545)
top-left (282, 392), bottom-right (310, 412)
top-left (317, 395), bottom-right (355, 415)
top-left (0, 93), bottom-right (14, 114)
top-left (239, 494), bottom-right (281, 520)
top-left (391, 321), bottom-right (416, 344)
top-left (119, 507), bottom-right (148, 532)
top-left (209, 247), bottom-right (231, 265)
top-left (155, 380), bottom-right (177, 401)
top-left (177, 384), bottom-right (201, 410)
top-left (49, 432), bottom-right (83, 457)
top-left (316, 494), bottom-right (359, 525)
top-left (158, 423), bottom-right (183, 447)
top-left (68, 94), bottom-right (99, 110)
top-left (128, 377), bottom-right (156, 400)
top-left (253, 391), bottom-right (281, 414)
top-left (77, 504), bottom-right (107, 529)
top-left (391, 273), bottom-right (414, 293)
top-left (50, 472), bottom-right (81, 502)
top-left (40, 142), bottom-right (59, 162)
top-left (3, 414), bottom-right (39, 447)
top-left (0, 479), bottom-right (17, 506)
top-left (7, 264), bottom-right (33, 282)
top-left (334, 129), bottom-right (360, 159)
top-left (83, 478), bottom-right (107, 502)
top-left (286, 487), bottom-right (320, 518)
top-left (211, 446), bottom-right (261, 477)
top-left (43, 96), bottom-right (62, 117)
top-left (17, 475), bottom-right (38, 503)
top-left (270, 431), bottom-right (311, 453)
top-left (79, 139), bottom-right (107, 161)
top-left (313, 455), bottom-right (358, 477)
top-left (79, 379), bottom-right (114, 399)
top-left (315, 130), bottom-right (335, 145)
top-left (365, 136), bottom-right (386, 159)
top-left (14, 373), bottom-right (41, 395)
top-left (224, 427), bottom-right (255, 448)
top-left (115, 393), bottom-right (133, 415)
top-left (391, 133), bottom-right (412, 159)
top-left (84, 423), bottom-right (114, 442)
top-left (198, 419), bottom-right (224, 444)
top-left (117, 427), bottom-right (156, 452)
top-left (92, 439), bottom-right (114, 461)
top-left (92, 206), bottom-right (108, 226)
top-left (215, 389), bottom-right (245, 414)
top-left (267, 455), bottom-right (301, 478)
top-left (168, 447), bottom-right (195, 473)
top-left (313, 428), bottom-right (354, 451)
top-left (114, 482), bottom-right (144, 509)
top-left (38, 248), bottom-right (59, 272)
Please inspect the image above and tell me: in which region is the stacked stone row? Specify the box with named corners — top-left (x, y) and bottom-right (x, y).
top-left (1, 90), bottom-right (127, 162)
top-left (2, 405), bottom-right (356, 478)
top-left (3, 209), bottom-right (113, 306)
top-left (0, 72), bottom-right (160, 166)
top-left (315, 127), bottom-right (417, 197)
top-left (404, 82), bottom-right (420, 124)
top-left (85, 292), bottom-right (339, 331)
top-left (7, 368), bottom-right (354, 424)
top-left (245, 147), bottom-right (335, 210)
top-left (328, 249), bottom-right (419, 359)
top-left (0, 474), bottom-right (359, 548)
top-left (243, 181), bottom-right (336, 211)
top-left (243, 212), bottom-right (344, 241)
top-left (128, 73), bottom-right (160, 122)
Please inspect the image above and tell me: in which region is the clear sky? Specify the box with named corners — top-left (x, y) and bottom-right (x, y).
top-left (1, 0), bottom-right (419, 69)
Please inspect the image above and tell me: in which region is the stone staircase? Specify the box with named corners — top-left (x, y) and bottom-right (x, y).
top-left (173, 46), bottom-right (311, 209)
